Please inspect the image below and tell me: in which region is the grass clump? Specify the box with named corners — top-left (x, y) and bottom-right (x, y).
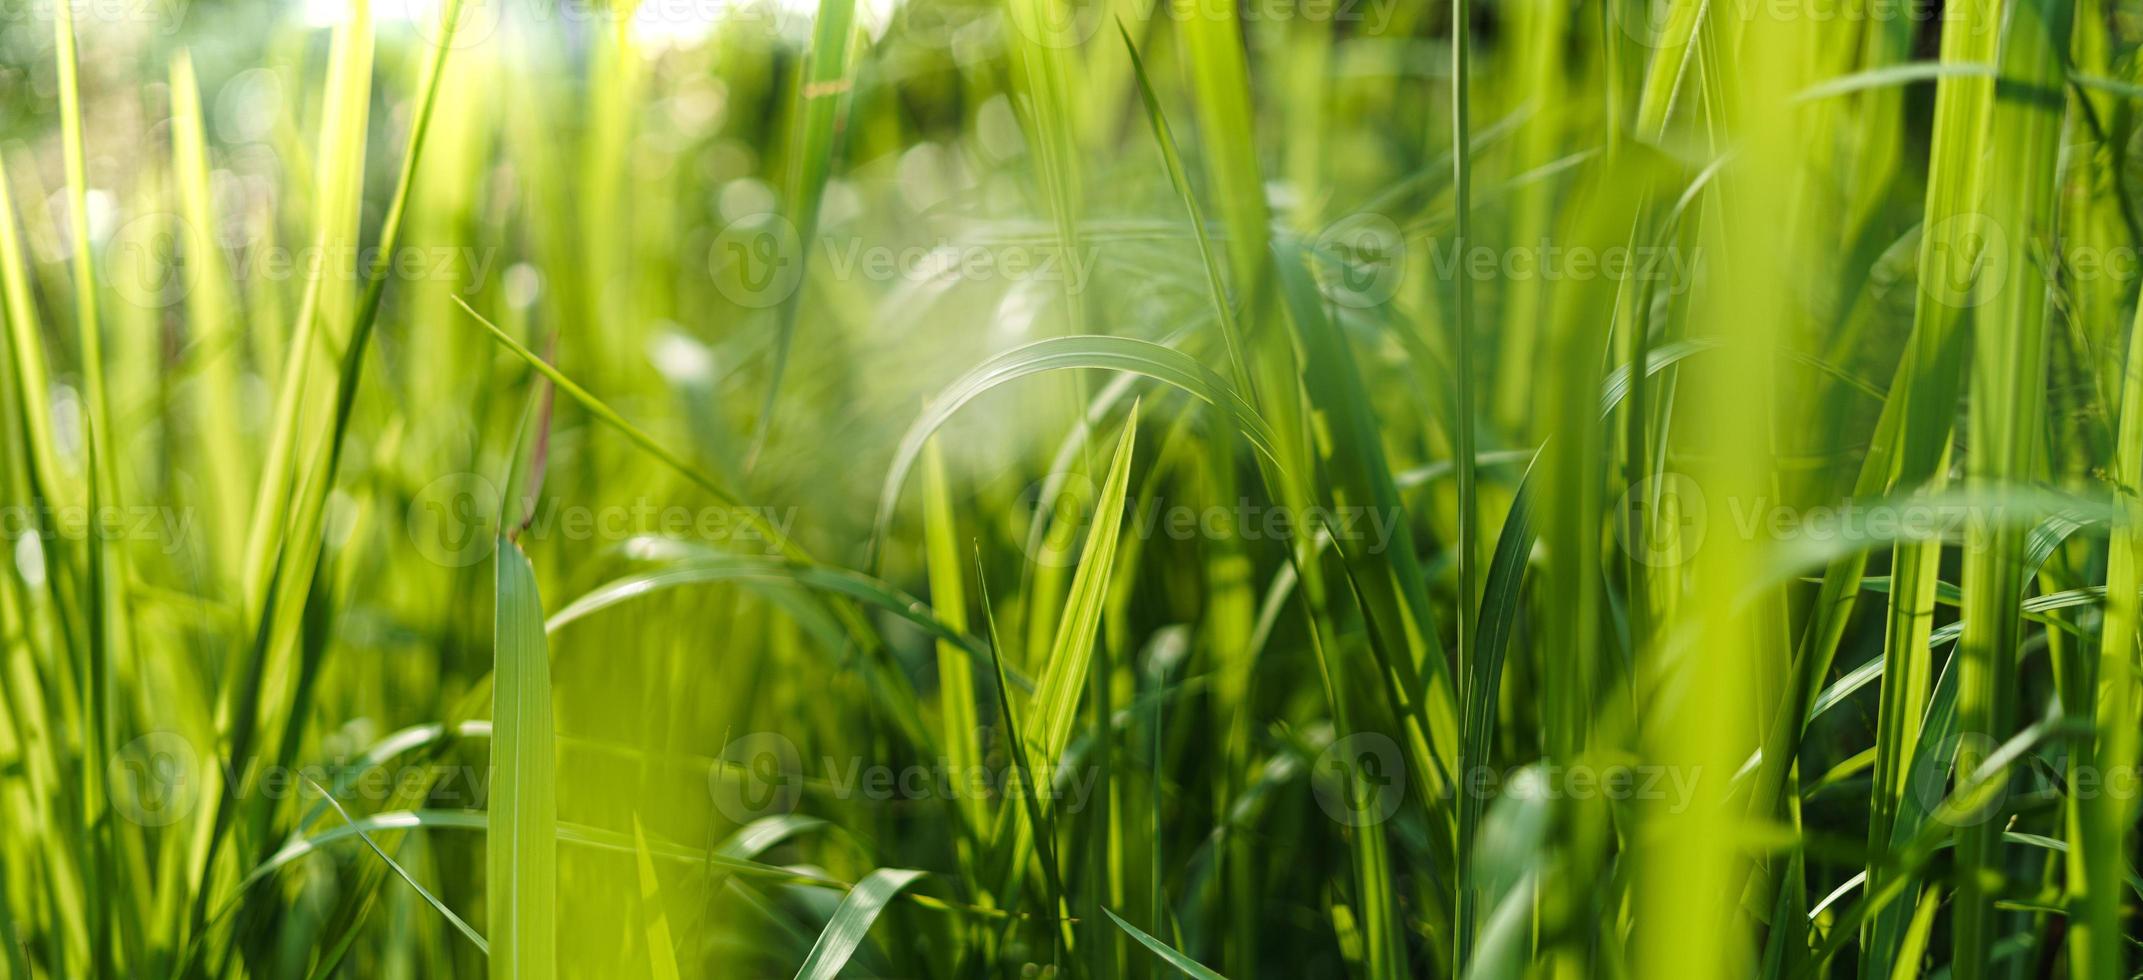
top-left (8, 0), bottom-right (2143, 977)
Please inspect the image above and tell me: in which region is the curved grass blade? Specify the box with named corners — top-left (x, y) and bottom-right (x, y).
top-left (1807, 511), bottom-right (2097, 726)
top-left (1789, 62), bottom-right (1997, 103)
top-left (304, 775), bottom-right (488, 955)
top-left (543, 548), bottom-right (1031, 692)
top-left (172, 807), bottom-right (981, 976)
top-left (791, 867), bottom-right (927, 980)
top-left (874, 339), bottom-right (1268, 557)
top-left (1462, 871), bottom-right (1537, 980)
top-left (719, 815), bottom-right (829, 861)
top-left (1104, 906), bottom-right (1227, 980)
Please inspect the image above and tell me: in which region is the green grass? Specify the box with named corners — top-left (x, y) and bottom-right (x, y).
top-left (10, 0), bottom-right (2143, 976)
top-left (488, 534), bottom-right (554, 980)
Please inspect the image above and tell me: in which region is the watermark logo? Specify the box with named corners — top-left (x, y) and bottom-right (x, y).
top-left (820, 237), bottom-right (1103, 293)
top-left (1316, 212), bottom-right (1406, 309)
top-left (890, 0), bottom-right (972, 49)
top-left (407, 472), bottom-right (502, 567)
top-left (712, 731), bottom-right (804, 823)
top-left (710, 214), bottom-right (1105, 309)
top-left (105, 213), bottom-right (197, 309)
top-left (1921, 212), bottom-right (2005, 310)
top-left (1313, 732), bottom-right (1406, 827)
top-left (1608, 476), bottom-right (2026, 566)
top-left (1010, 0), bottom-right (1398, 48)
top-left (1021, 472), bottom-right (1100, 569)
top-left (1920, 731), bottom-right (2010, 828)
top-left (109, 731), bottom-right (200, 827)
top-left (1005, 0), bottom-right (1104, 48)
top-left (713, 730), bottom-right (1108, 815)
top-left (406, 0), bottom-right (506, 49)
top-left (1614, 472), bottom-right (1707, 568)
top-left (1610, 0), bottom-right (1678, 46)
top-left (711, 212), bottom-right (804, 309)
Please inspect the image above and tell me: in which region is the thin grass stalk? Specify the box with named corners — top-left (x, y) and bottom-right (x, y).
top-left (1844, 1), bottom-right (1997, 971)
top-left (1449, 0), bottom-right (1482, 957)
top-left (1952, 2), bottom-right (2069, 976)
top-left (51, 2), bottom-right (119, 970)
top-left (2072, 217), bottom-right (2143, 980)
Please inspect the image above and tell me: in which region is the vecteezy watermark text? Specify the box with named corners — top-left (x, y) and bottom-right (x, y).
top-left (1424, 239), bottom-right (1699, 289)
top-left (710, 213), bottom-right (1103, 308)
top-left (1019, 474), bottom-right (1405, 566)
top-left (1003, 0), bottom-right (1399, 48)
top-left (105, 212), bottom-right (500, 309)
top-left (1612, 472), bottom-right (2035, 567)
top-left (407, 473), bottom-right (798, 567)
top-left (1311, 731), bottom-right (1705, 826)
top-left (108, 731), bottom-right (489, 826)
top-left (2, 502), bottom-right (192, 554)
top-left (711, 732), bottom-right (1103, 823)
top-left (0, 0), bottom-right (187, 29)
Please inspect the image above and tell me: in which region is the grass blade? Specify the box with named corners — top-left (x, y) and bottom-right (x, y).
top-left (1447, 0), bottom-right (1481, 951)
top-left (51, 1), bottom-right (119, 969)
top-left (922, 438), bottom-right (985, 849)
top-left (304, 776), bottom-right (488, 955)
top-left (1029, 402), bottom-right (1137, 766)
top-left (746, 0), bottom-right (858, 467)
top-left (1103, 906), bottom-right (1227, 980)
top-left (975, 551), bottom-right (1070, 956)
top-left (1116, 23), bottom-right (1250, 395)
top-left (630, 818), bottom-right (683, 980)
top-left (456, 297), bottom-right (795, 555)
top-left (790, 867), bottom-right (926, 980)
top-left (1951, 2), bottom-right (2070, 975)
top-left (2073, 189), bottom-right (2143, 980)
top-left (170, 49), bottom-right (252, 587)
top-left (0, 152), bottom-right (65, 509)
top-left (873, 337), bottom-right (1274, 555)
top-left (1459, 455), bottom-right (1540, 957)
top-left (489, 536), bottom-right (555, 980)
